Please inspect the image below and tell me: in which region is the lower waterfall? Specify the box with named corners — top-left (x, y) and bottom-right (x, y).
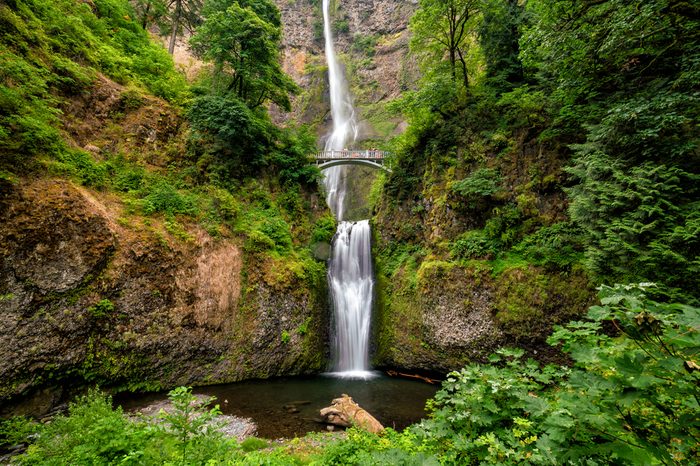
top-left (327, 220), bottom-right (374, 377)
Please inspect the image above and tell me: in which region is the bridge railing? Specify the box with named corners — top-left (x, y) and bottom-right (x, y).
top-left (314, 150), bottom-right (390, 160)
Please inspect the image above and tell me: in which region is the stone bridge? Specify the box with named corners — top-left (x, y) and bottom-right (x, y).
top-left (312, 150), bottom-right (392, 172)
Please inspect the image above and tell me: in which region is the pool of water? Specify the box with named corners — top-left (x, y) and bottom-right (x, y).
top-left (118, 372), bottom-right (440, 438)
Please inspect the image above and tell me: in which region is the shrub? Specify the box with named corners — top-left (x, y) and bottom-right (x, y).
top-left (451, 229), bottom-right (498, 259)
top-left (512, 222), bottom-right (584, 269)
top-left (310, 214), bottom-right (336, 245)
top-left (450, 168), bottom-right (502, 209)
top-left (87, 299), bottom-right (115, 318)
top-left (19, 390), bottom-right (150, 464)
top-left (259, 217), bottom-right (293, 252)
top-left (141, 180), bottom-right (197, 216)
top-left (244, 230), bottom-right (276, 253)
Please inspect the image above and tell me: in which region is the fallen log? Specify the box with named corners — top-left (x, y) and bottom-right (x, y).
top-left (386, 369), bottom-right (440, 384)
top-left (320, 394), bottom-right (384, 434)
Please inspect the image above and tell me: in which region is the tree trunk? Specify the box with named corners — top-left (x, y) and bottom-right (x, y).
top-left (320, 394), bottom-right (384, 434)
top-left (457, 47), bottom-right (469, 90)
top-left (141, 2), bottom-right (151, 29)
top-left (168, 0), bottom-right (182, 55)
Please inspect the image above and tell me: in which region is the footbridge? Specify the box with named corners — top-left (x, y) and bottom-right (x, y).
top-left (312, 150), bottom-right (392, 172)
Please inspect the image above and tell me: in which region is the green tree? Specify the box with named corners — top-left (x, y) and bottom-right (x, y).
top-left (164, 0), bottom-right (203, 54)
top-left (190, 0), bottom-right (297, 110)
top-left (132, 0), bottom-right (167, 29)
top-left (521, 0), bottom-right (700, 300)
top-left (410, 0), bottom-right (481, 92)
top-left (478, 0), bottom-right (525, 93)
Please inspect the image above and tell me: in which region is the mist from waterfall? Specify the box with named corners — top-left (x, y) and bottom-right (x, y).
top-left (321, 0), bottom-right (375, 378)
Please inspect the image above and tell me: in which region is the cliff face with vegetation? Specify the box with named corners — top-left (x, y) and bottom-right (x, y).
top-left (0, 177), bottom-right (328, 415)
top-left (371, 132), bottom-right (594, 372)
top-left (275, 0), bottom-right (418, 143)
top-left (0, 0), bottom-right (332, 415)
top-left (369, 0), bottom-right (699, 373)
top-left (0, 78), bottom-right (329, 417)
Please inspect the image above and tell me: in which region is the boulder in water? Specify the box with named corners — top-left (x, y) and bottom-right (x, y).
top-left (320, 394), bottom-right (384, 433)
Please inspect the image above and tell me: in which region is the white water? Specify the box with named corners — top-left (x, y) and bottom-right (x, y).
top-left (321, 0), bottom-right (375, 379)
top-left (322, 0), bottom-right (358, 221)
top-left (328, 221), bottom-right (375, 375)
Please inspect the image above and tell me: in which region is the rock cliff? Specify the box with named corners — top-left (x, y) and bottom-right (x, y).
top-left (0, 75), bottom-right (329, 416)
top-left (0, 176), bottom-right (328, 416)
top-left (274, 0), bottom-right (418, 140)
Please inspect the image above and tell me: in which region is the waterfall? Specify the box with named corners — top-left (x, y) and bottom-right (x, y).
top-left (328, 221), bottom-right (373, 374)
top-left (322, 0), bottom-right (357, 221)
top-left (321, 0), bottom-right (375, 378)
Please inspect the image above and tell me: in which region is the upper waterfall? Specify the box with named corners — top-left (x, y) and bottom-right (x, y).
top-left (322, 0), bottom-right (358, 152)
top-left (321, 0), bottom-right (358, 221)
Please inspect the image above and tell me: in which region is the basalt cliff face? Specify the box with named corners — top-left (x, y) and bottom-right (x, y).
top-left (0, 77), bottom-right (328, 416)
top-left (274, 0), bottom-right (418, 139)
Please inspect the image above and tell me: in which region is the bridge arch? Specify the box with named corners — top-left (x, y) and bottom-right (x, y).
top-left (316, 159), bottom-right (391, 173)
top-left (312, 150), bottom-right (392, 173)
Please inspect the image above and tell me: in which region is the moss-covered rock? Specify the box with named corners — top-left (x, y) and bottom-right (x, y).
top-left (0, 177), bottom-right (330, 417)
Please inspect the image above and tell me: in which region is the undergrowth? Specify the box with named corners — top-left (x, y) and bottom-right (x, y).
top-left (4, 285), bottom-right (697, 464)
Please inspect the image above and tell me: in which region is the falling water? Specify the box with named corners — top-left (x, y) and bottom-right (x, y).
top-left (321, 0), bottom-right (375, 378)
top-left (322, 0), bottom-right (357, 221)
top-left (328, 221), bottom-right (374, 375)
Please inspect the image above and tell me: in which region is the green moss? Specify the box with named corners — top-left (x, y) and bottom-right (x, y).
top-left (416, 260), bottom-right (455, 291)
top-left (493, 265), bottom-right (593, 341)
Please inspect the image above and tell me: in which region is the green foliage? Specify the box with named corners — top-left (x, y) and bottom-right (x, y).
top-left (567, 130), bottom-right (700, 300)
top-left (478, 0), bottom-right (525, 93)
top-left (158, 387), bottom-right (224, 463)
top-left (0, 416), bottom-right (39, 450)
top-left (332, 18), bottom-right (349, 34)
top-left (269, 124), bottom-right (320, 186)
top-left (450, 167), bottom-right (501, 208)
top-left (410, 0), bottom-right (481, 94)
top-left (141, 179), bottom-right (197, 216)
top-left (19, 390), bottom-right (152, 464)
top-left (244, 229), bottom-right (276, 253)
top-left (542, 284), bottom-right (700, 464)
top-left (258, 217), bottom-right (293, 252)
top-left (296, 317), bottom-right (312, 336)
top-left (519, 0), bottom-right (700, 299)
top-left (496, 86), bottom-right (547, 129)
top-left (511, 222), bottom-right (584, 269)
top-left (0, 0), bottom-right (187, 173)
top-left (188, 94), bottom-right (272, 170)
top-left (317, 286), bottom-right (698, 464)
top-left (280, 330), bottom-right (291, 344)
top-left (87, 299), bottom-right (115, 319)
top-left (493, 266), bottom-right (591, 341)
top-left (190, 0), bottom-right (297, 110)
top-left (310, 214), bottom-right (336, 245)
top-left (414, 348), bottom-right (565, 464)
top-left (451, 229), bottom-right (497, 259)
top-left (12, 289), bottom-right (699, 464)
top-left (351, 34), bottom-right (377, 57)
top-left (239, 436), bottom-right (268, 452)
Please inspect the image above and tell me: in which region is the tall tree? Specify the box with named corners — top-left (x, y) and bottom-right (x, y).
top-left (479, 0), bottom-right (525, 93)
top-left (190, 0), bottom-right (297, 110)
top-left (132, 0), bottom-right (167, 30)
top-left (521, 0), bottom-right (700, 298)
top-left (410, 0), bottom-right (480, 91)
top-left (164, 0), bottom-right (202, 54)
